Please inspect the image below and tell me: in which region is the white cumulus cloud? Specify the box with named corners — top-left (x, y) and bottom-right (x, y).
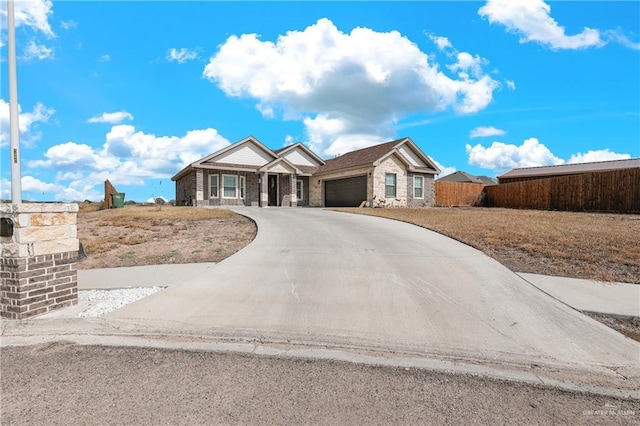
top-left (0, 0), bottom-right (55, 37)
top-left (466, 137), bottom-right (633, 171)
top-left (60, 20), bottom-right (76, 30)
top-left (99, 54), bottom-right (111, 62)
top-left (0, 99), bottom-right (55, 147)
top-left (478, 0), bottom-right (603, 50)
top-left (466, 137), bottom-right (564, 170)
top-left (22, 40), bottom-right (54, 60)
top-left (203, 18), bottom-right (500, 156)
top-left (432, 159), bottom-right (456, 179)
top-left (428, 34), bottom-right (452, 51)
top-left (22, 125), bottom-right (230, 201)
top-left (469, 126), bottom-right (506, 139)
top-left (166, 48), bottom-right (199, 63)
top-left (568, 149), bottom-right (631, 164)
top-left (87, 111), bottom-right (134, 124)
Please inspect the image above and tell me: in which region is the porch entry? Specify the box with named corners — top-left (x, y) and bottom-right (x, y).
top-left (268, 174), bottom-right (278, 206)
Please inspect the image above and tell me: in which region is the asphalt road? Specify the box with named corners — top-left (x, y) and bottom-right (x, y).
top-left (106, 208), bottom-right (639, 376)
top-left (2, 343), bottom-right (638, 425)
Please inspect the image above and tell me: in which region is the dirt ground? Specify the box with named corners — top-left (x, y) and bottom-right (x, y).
top-left (77, 204), bottom-right (256, 269)
top-left (2, 343), bottom-right (638, 425)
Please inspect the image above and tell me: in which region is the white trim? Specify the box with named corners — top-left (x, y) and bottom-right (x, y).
top-left (222, 174), bottom-right (238, 199)
top-left (296, 179), bottom-right (304, 201)
top-left (414, 175), bottom-right (424, 199)
top-left (209, 174), bottom-right (219, 198)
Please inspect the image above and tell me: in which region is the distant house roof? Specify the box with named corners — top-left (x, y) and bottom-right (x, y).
top-left (476, 175), bottom-right (498, 186)
top-left (498, 158), bottom-right (640, 180)
top-left (437, 171), bottom-right (497, 186)
top-left (314, 138), bottom-right (439, 175)
top-left (438, 171), bottom-right (482, 184)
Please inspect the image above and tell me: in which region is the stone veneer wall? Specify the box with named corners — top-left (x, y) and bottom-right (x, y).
top-left (1, 203), bottom-right (79, 319)
top-left (373, 155), bottom-right (408, 207)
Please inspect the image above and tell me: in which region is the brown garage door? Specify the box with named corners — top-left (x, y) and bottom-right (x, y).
top-left (324, 175), bottom-right (367, 207)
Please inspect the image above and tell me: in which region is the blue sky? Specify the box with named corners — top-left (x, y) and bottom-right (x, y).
top-left (1, 0), bottom-right (638, 202)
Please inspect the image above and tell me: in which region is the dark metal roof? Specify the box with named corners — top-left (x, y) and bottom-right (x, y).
top-left (499, 158), bottom-right (640, 179)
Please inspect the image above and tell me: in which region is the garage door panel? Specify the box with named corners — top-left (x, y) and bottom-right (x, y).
top-left (325, 175), bottom-right (367, 207)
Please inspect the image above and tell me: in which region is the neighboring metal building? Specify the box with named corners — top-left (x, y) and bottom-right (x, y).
top-left (497, 158), bottom-right (640, 184)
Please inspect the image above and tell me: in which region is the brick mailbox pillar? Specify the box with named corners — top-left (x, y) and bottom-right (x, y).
top-left (1, 203), bottom-right (79, 319)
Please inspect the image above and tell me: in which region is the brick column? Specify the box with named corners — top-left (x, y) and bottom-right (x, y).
top-left (291, 174), bottom-right (297, 207)
top-left (260, 172), bottom-right (268, 207)
top-left (1, 203), bottom-right (79, 319)
top-left (195, 169), bottom-right (204, 206)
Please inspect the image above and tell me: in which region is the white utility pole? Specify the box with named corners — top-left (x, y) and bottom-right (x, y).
top-left (7, 0), bottom-right (22, 203)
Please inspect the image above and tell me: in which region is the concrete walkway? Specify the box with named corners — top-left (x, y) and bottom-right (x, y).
top-left (78, 263), bottom-right (218, 290)
top-left (76, 264), bottom-right (639, 320)
top-left (518, 273), bottom-right (639, 319)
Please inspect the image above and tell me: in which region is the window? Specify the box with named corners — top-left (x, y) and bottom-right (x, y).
top-left (296, 180), bottom-right (303, 201)
top-left (414, 176), bottom-right (423, 198)
top-left (239, 176), bottom-right (246, 199)
top-left (385, 173), bottom-right (396, 197)
top-left (210, 175), bottom-right (219, 198)
top-left (223, 175), bottom-right (237, 198)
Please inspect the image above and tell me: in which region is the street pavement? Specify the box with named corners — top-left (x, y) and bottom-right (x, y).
top-left (3, 207), bottom-right (639, 397)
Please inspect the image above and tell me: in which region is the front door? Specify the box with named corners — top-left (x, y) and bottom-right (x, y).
top-left (268, 175), bottom-right (278, 206)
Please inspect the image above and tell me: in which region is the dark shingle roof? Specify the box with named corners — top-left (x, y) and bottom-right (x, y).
top-left (315, 139), bottom-right (405, 174)
top-left (499, 158), bottom-right (640, 179)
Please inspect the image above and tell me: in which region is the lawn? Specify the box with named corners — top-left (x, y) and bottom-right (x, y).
top-left (334, 207), bottom-right (640, 284)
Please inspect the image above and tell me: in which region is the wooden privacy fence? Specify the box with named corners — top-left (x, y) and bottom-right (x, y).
top-left (485, 168), bottom-right (640, 212)
top-left (435, 181), bottom-right (484, 207)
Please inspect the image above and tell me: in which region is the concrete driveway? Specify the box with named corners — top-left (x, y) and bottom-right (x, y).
top-left (107, 208), bottom-right (639, 376)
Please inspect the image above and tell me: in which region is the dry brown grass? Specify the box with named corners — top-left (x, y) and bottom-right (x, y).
top-left (77, 205), bottom-right (255, 269)
top-left (335, 207), bottom-right (640, 284)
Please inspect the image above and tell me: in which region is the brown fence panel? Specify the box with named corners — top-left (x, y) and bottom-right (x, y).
top-left (435, 181), bottom-right (484, 206)
top-left (486, 168), bottom-right (639, 212)
top-left (485, 179), bottom-right (550, 210)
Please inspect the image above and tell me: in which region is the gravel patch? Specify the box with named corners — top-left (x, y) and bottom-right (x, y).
top-left (78, 287), bottom-right (164, 318)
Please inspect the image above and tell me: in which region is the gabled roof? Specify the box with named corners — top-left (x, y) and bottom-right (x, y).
top-left (258, 157), bottom-right (303, 175)
top-left (498, 157), bottom-right (640, 179)
top-left (476, 175), bottom-right (498, 186)
top-left (314, 137), bottom-right (439, 175)
top-left (196, 135), bottom-right (277, 166)
top-left (274, 142), bottom-right (326, 166)
top-left (438, 171), bottom-right (482, 183)
top-left (171, 136), bottom-right (277, 181)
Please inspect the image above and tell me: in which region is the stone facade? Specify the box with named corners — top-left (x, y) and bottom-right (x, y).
top-left (373, 155), bottom-right (408, 207)
top-left (1, 203), bottom-right (79, 319)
